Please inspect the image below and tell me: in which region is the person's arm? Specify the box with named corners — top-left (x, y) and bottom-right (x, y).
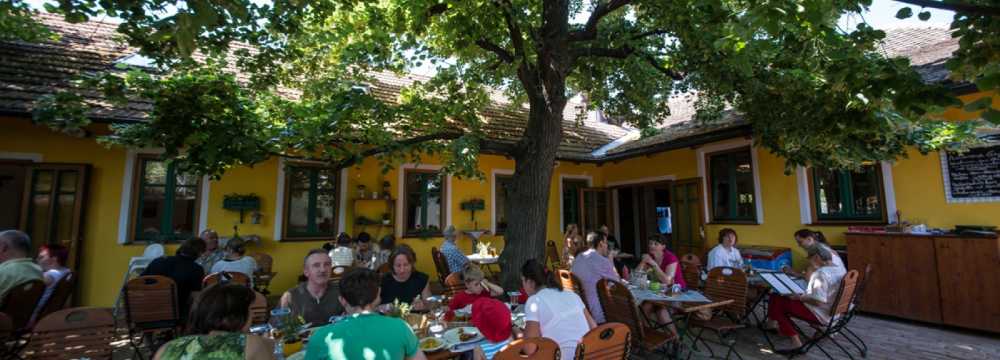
top-left (152, 343), bottom-right (167, 360)
top-left (245, 335), bottom-right (276, 360)
top-left (279, 291), bottom-right (293, 309)
top-left (523, 321), bottom-right (541, 338)
top-left (406, 351), bottom-right (428, 360)
top-left (481, 279), bottom-right (504, 297)
top-left (584, 310), bottom-right (597, 329)
top-left (473, 346), bottom-right (487, 360)
top-left (706, 248), bottom-right (723, 270)
top-left (661, 262), bottom-right (677, 285)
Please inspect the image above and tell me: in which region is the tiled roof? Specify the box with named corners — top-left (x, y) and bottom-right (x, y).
top-left (0, 13), bottom-right (628, 161)
top-left (603, 27), bottom-right (961, 157)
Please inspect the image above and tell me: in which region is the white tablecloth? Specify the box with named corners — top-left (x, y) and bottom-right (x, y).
top-left (466, 254), bottom-right (498, 264)
top-left (629, 287), bottom-right (712, 305)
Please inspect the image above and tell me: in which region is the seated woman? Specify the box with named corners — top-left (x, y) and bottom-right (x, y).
top-left (707, 228), bottom-right (743, 270)
top-left (637, 234), bottom-right (685, 335)
top-left (768, 245), bottom-right (847, 354)
top-left (784, 229), bottom-right (844, 278)
top-left (561, 224), bottom-right (583, 267)
top-left (210, 237), bottom-right (258, 284)
top-left (379, 245), bottom-right (432, 310)
top-left (445, 264), bottom-right (504, 321)
top-left (328, 232), bottom-right (355, 267)
top-left (522, 259), bottom-right (596, 360)
top-left (155, 283), bottom-right (274, 360)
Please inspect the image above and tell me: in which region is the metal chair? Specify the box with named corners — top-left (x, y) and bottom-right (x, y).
top-left (495, 337), bottom-right (561, 360)
top-left (123, 275), bottom-right (180, 359)
top-left (787, 270), bottom-right (863, 359)
top-left (35, 272), bottom-right (76, 323)
top-left (685, 266), bottom-right (749, 360)
top-left (203, 271), bottom-right (252, 287)
top-left (838, 264), bottom-right (873, 358)
top-left (22, 307), bottom-right (116, 360)
top-left (596, 279), bottom-right (676, 356)
top-left (0, 280), bottom-right (46, 334)
top-left (573, 322), bottom-right (632, 360)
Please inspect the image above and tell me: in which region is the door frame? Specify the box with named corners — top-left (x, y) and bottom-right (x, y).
top-left (608, 179), bottom-right (675, 256)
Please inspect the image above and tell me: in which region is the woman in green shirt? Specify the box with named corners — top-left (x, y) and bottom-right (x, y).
top-left (155, 283), bottom-right (274, 360)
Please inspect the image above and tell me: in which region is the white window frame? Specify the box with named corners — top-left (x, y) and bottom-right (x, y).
top-left (696, 138), bottom-right (765, 224)
top-left (273, 157), bottom-right (349, 241)
top-left (117, 149), bottom-right (211, 244)
top-left (795, 162), bottom-right (898, 224)
top-left (397, 163), bottom-right (452, 237)
top-left (491, 169), bottom-right (514, 235)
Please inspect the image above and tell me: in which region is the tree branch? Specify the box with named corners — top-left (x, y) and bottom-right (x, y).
top-left (640, 54), bottom-right (683, 80)
top-left (499, 0), bottom-right (528, 62)
top-left (568, 0), bottom-right (633, 42)
top-left (332, 132), bottom-right (463, 169)
top-left (572, 46), bottom-right (683, 80)
top-left (475, 40), bottom-right (515, 63)
top-left (894, 0), bottom-right (1000, 17)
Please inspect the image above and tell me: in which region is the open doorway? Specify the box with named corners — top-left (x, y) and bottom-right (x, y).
top-left (614, 181), bottom-right (673, 257)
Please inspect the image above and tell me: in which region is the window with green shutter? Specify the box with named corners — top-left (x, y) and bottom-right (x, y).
top-left (132, 156), bottom-right (201, 243)
top-left (707, 147), bottom-right (757, 222)
top-left (284, 165), bottom-right (339, 239)
top-left (810, 164), bottom-right (885, 222)
top-left (404, 170), bottom-right (445, 237)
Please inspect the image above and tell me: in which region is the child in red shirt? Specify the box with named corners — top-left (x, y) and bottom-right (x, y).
top-left (445, 264), bottom-right (503, 321)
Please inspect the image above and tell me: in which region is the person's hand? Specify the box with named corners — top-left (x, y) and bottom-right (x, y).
top-left (641, 254), bottom-right (657, 267)
top-left (412, 299), bottom-right (427, 311)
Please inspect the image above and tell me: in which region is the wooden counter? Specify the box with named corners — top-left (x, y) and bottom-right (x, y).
top-left (846, 232), bottom-right (999, 333)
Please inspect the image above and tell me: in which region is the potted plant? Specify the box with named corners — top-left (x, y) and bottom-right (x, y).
top-left (382, 213), bottom-right (391, 225)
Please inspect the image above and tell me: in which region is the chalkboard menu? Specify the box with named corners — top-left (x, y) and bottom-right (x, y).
top-left (942, 143), bottom-right (1000, 203)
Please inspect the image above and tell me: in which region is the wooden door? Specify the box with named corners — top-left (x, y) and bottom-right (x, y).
top-left (578, 187), bottom-right (611, 234)
top-left (669, 178), bottom-right (704, 256)
top-left (935, 236), bottom-right (1000, 332)
top-left (19, 164), bottom-right (89, 272)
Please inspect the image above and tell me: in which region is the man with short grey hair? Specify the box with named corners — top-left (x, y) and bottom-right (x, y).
top-left (0, 230), bottom-right (43, 299)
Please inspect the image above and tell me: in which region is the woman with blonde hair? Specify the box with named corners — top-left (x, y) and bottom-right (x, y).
top-left (562, 224), bottom-right (583, 266)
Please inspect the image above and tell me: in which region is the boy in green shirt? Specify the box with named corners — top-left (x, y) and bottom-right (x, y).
top-left (306, 268), bottom-right (426, 360)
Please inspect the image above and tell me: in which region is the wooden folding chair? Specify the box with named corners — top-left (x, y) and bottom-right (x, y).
top-left (788, 270), bottom-right (862, 359)
top-left (250, 253), bottom-right (277, 295)
top-left (573, 322), bottom-right (631, 360)
top-left (556, 270), bottom-right (591, 316)
top-left (838, 265), bottom-right (872, 358)
top-left (203, 271), bottom-right (251, 287)
top-left (0, 279), bottom-right (46, 334)
top-left (250, 291), bottom-right (269, 326)
top-left (123, 275), bottom-right (180, 359)
top-left (443, 272), bottom-right (466, 297)
top-left (596, 279), bottom-right (676, 356)
top-left (22, 307), bottom-right (116, 360)
top-left (680, 254), bottom-right (702, 289)
top-left (34, 272), bottom-right (76, 325)
top-left (495, 337), bottom-right (561, 360)
top-left (685, 266), bottom-right (748, 360)
top-left (545, 241), bottom-right (563, 271)
top-left (430, 247), bottom-right (451, 285)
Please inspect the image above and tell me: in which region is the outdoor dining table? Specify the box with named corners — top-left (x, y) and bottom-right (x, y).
top-left (629, 285), bottom-right (734, 357)
top-left (467, 253), bottom-right (501, 277)
top-left (423, 305), bottom-right (525, 360)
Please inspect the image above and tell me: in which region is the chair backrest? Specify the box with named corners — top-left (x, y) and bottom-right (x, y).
top-left (545, 241), bottom-right (562, 270)
top-left (250, 291), bottom-right (269, 325)
top-left (251, 253), bottom-right (274, 273)
top-left (37, 272), bottom-right (77, 321)
top-left (124, 275), bottom-right (179, 330)
top-left (852, 264), bottom-right (873, 307)
top-left (596, 279), bottom-right (646, 345)
top-left (495, 337), bottom-right (561, 360)
top-left (830, 270), bottom-right (860, 318)
top-left (0, 279), bottom-right (46, 331)
top-left (443, 272), bottom-right (466, 296)
top-left (203, 271), bottom-right (252, 287)
top-left (680, 253), bottom-right (703, 289)
top-left (142, 243), bottom-right (165, 258)
top-left (557, 270), bottom-right (591, 315)
top-left (703, 267), bottom-right (748, 318)
top-left (574, 322), bottom-right (631, 360)
top-left (430, 247), bottom-right (450, 283)
top-left (24, 307), bottom-right (116, 360)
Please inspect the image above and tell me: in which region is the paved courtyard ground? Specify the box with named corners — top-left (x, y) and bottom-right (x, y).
top-left (635, 314), bottom-right (1000, 360)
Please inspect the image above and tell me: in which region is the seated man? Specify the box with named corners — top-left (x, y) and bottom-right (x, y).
top-left (328, 233), bottom-right (355, 268)
top-left (768, 245), bottom-right (847, 354)
top-left (570, 231), bottom-right (621, 324)
top-left (0, 230), bottom-right (43, 299)
top-left (141, 237), bottom-right (207, 323)
top-left (306, 268), bottom-right (426, 360)
top-left (439, 226), bottom-right (468, 274)
top-left (281, 249), bottom-right (344, 325)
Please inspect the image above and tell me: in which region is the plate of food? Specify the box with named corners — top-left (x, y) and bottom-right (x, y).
top-left (443, 327), bottom-right (482, 345)
top-left (419, 337), bottom-right (445, 352)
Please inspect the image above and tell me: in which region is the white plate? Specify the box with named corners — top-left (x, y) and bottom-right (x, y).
top-left (454, 304), bottom-right (472, 316)
top-left (443, 327), bottom-right (482, 345)
top-left (419, 337), bottom-right (446, 352)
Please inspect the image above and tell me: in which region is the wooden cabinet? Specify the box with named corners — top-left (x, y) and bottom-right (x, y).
top-left (847, 233), bottom-right (1000, 333)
